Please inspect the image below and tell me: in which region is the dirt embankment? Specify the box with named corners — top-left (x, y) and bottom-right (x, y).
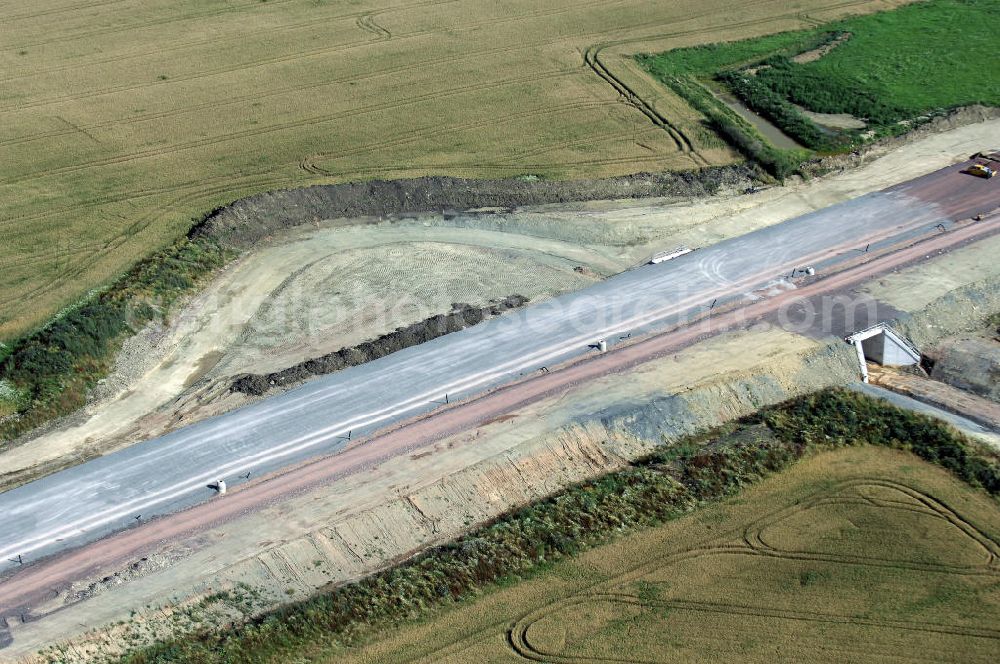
top-left (918, 313), bottom-right (1000, 405)
top-left (12, 330), bottom-right (857, 662)
top-left (232, 296), bottom-right (529, 396)
top-left (192, 167), bottom-right (756, 248)
top-left (801, 105), bottom-right (1000, 177)
top-left (189, 106), bottom-right (1000, 251)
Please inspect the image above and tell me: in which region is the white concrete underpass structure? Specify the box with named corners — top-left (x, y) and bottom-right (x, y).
top-left (845, 323), bottom-right (922, 382)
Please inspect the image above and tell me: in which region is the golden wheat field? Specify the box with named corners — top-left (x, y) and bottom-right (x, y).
top-left (0, 0), bottom-right (907, 340)
top-left (333, 446), bottom-right (1000, 663)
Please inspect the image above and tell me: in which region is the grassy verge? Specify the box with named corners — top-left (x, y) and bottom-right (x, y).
top-left (0, 231), bottom-right (234, 444)
top-left (110, 388), bottom-right (1000, 664)
top-left (639, 0), bottom-right (1000, 171)
top-left (636, 31), bottom-right (820, 178)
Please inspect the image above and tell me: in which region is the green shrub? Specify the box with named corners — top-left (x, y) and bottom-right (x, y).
top-left (719, 68), bottom-right (849, 151)
top-left (0, 234), bottom-right (233, 443)
top-left (114, 388), bottom-right (1000, 664)
top-left (759, 389), bottom-right (1000, 495)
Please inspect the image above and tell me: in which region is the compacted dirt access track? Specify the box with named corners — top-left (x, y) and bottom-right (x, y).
top-left (2, 200), bottom-right (997, 618)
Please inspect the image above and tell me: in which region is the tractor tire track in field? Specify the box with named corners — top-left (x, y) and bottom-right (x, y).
top-left (4, 0), bottom-right (128, 22)
top-left (356, 13), bottom-right (393, 41)
top-left (0, 0), bottom-right (622, 155)
top-left (0, 0), bottom-right (460, 85)
top-left (584, 42), bottom-right (703, 163)
top-left (1, 12), bottom-right (365, 85)
top-left (743, 478), bottom-right (1000, 570)
top-left (0, 4), bottom-right (569, 151)
top-left (394, 476), bottom-right (1000, 663)
top-left (2, 0), bottom-right (627, 88)
top-left (4, 0), bottom-right (300, 51)
top-left (577, 0), bottom-right (792, 164)
top-left (502, 479), bottom-right (1000, 662)
top-left (299, 99), bottom-right (619, 175)
top-left (508, 593), bottom-right (1000, 663)
top-left (0, 0), bottom-right (615, 114)
top-left (495, 126), bottom-right (670, 167)
top-left (0, 172), bottom-right (298, 310)
top-left (0, 177), bottom-right (237, 228)
top-left (0, 30), bottom-right (377, 115)
top-left (576, 0), bottom-right (878, 169)
top-left (1, 69), bottom-right (579, 186)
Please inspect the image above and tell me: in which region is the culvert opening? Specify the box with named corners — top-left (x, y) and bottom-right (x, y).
top-left (845, 323), bottom-right (921, 382)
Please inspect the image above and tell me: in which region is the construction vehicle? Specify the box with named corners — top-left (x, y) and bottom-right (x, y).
top-left (963, 163), bottom-right (996, 179)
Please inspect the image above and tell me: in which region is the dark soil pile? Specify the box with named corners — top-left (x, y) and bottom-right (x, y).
top-left (193, 167), bottom-right (756, 248)
top-left (232, 296), bottom-right (529, 396)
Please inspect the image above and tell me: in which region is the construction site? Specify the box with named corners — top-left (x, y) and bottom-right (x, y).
top-left (0, 112), bottom-right (996, 661)
top-left (0, 1), bottom-right (998, 662)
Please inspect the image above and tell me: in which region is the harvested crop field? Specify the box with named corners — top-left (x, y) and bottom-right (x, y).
top-left (336, 446), bottom-right (1000, 663)
top-left (0, 0), bottom-right (910, 340)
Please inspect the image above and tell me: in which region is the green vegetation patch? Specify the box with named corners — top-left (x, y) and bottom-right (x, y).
top-left (0, 232), bottom-right (233, 443)
top-left (111, 388), bottom-right (1000, 664)
top-left (779, 0), bottom-right (1000, 120)
top-left (639, 0), bottom-right (1000, 172)
top-left (638, 31), bottom-right (821, 179)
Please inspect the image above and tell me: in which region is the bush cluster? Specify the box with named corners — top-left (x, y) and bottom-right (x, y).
top-left (649, 72), bottom-right (805, 179)
top-left (719, 68), bottom-right (850, 152)
top-left (116, 388), bottom-right (999, 664)
top-left (0, 235), bottom-right (231, 442)
top-left (759, 389), bottom-right (1000, 495)
top-left (752, 55), bottom-right (907, 126)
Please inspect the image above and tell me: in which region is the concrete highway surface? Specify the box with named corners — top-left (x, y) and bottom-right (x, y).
top-left (0, 161), bottom-right (997, 580)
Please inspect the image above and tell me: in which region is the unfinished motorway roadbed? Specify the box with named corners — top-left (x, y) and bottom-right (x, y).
top-left (1, 160), bottom-right (998, 614)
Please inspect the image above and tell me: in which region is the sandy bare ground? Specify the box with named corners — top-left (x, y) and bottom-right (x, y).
top-left (869, 365), bottom-right (1000, 433)
top-left (3, 119), bottom-right (997, 492)
top-left (7, 327), bottom-right (843, 662)
top-left (2, 212), bottom-right (998, 659)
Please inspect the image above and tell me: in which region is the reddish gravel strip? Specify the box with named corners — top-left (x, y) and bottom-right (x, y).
top-left (1, 215), bottom-right (997, 615)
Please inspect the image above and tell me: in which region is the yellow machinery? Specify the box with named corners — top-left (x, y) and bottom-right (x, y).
top-left (964, 163), bottom-right (996, 179)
